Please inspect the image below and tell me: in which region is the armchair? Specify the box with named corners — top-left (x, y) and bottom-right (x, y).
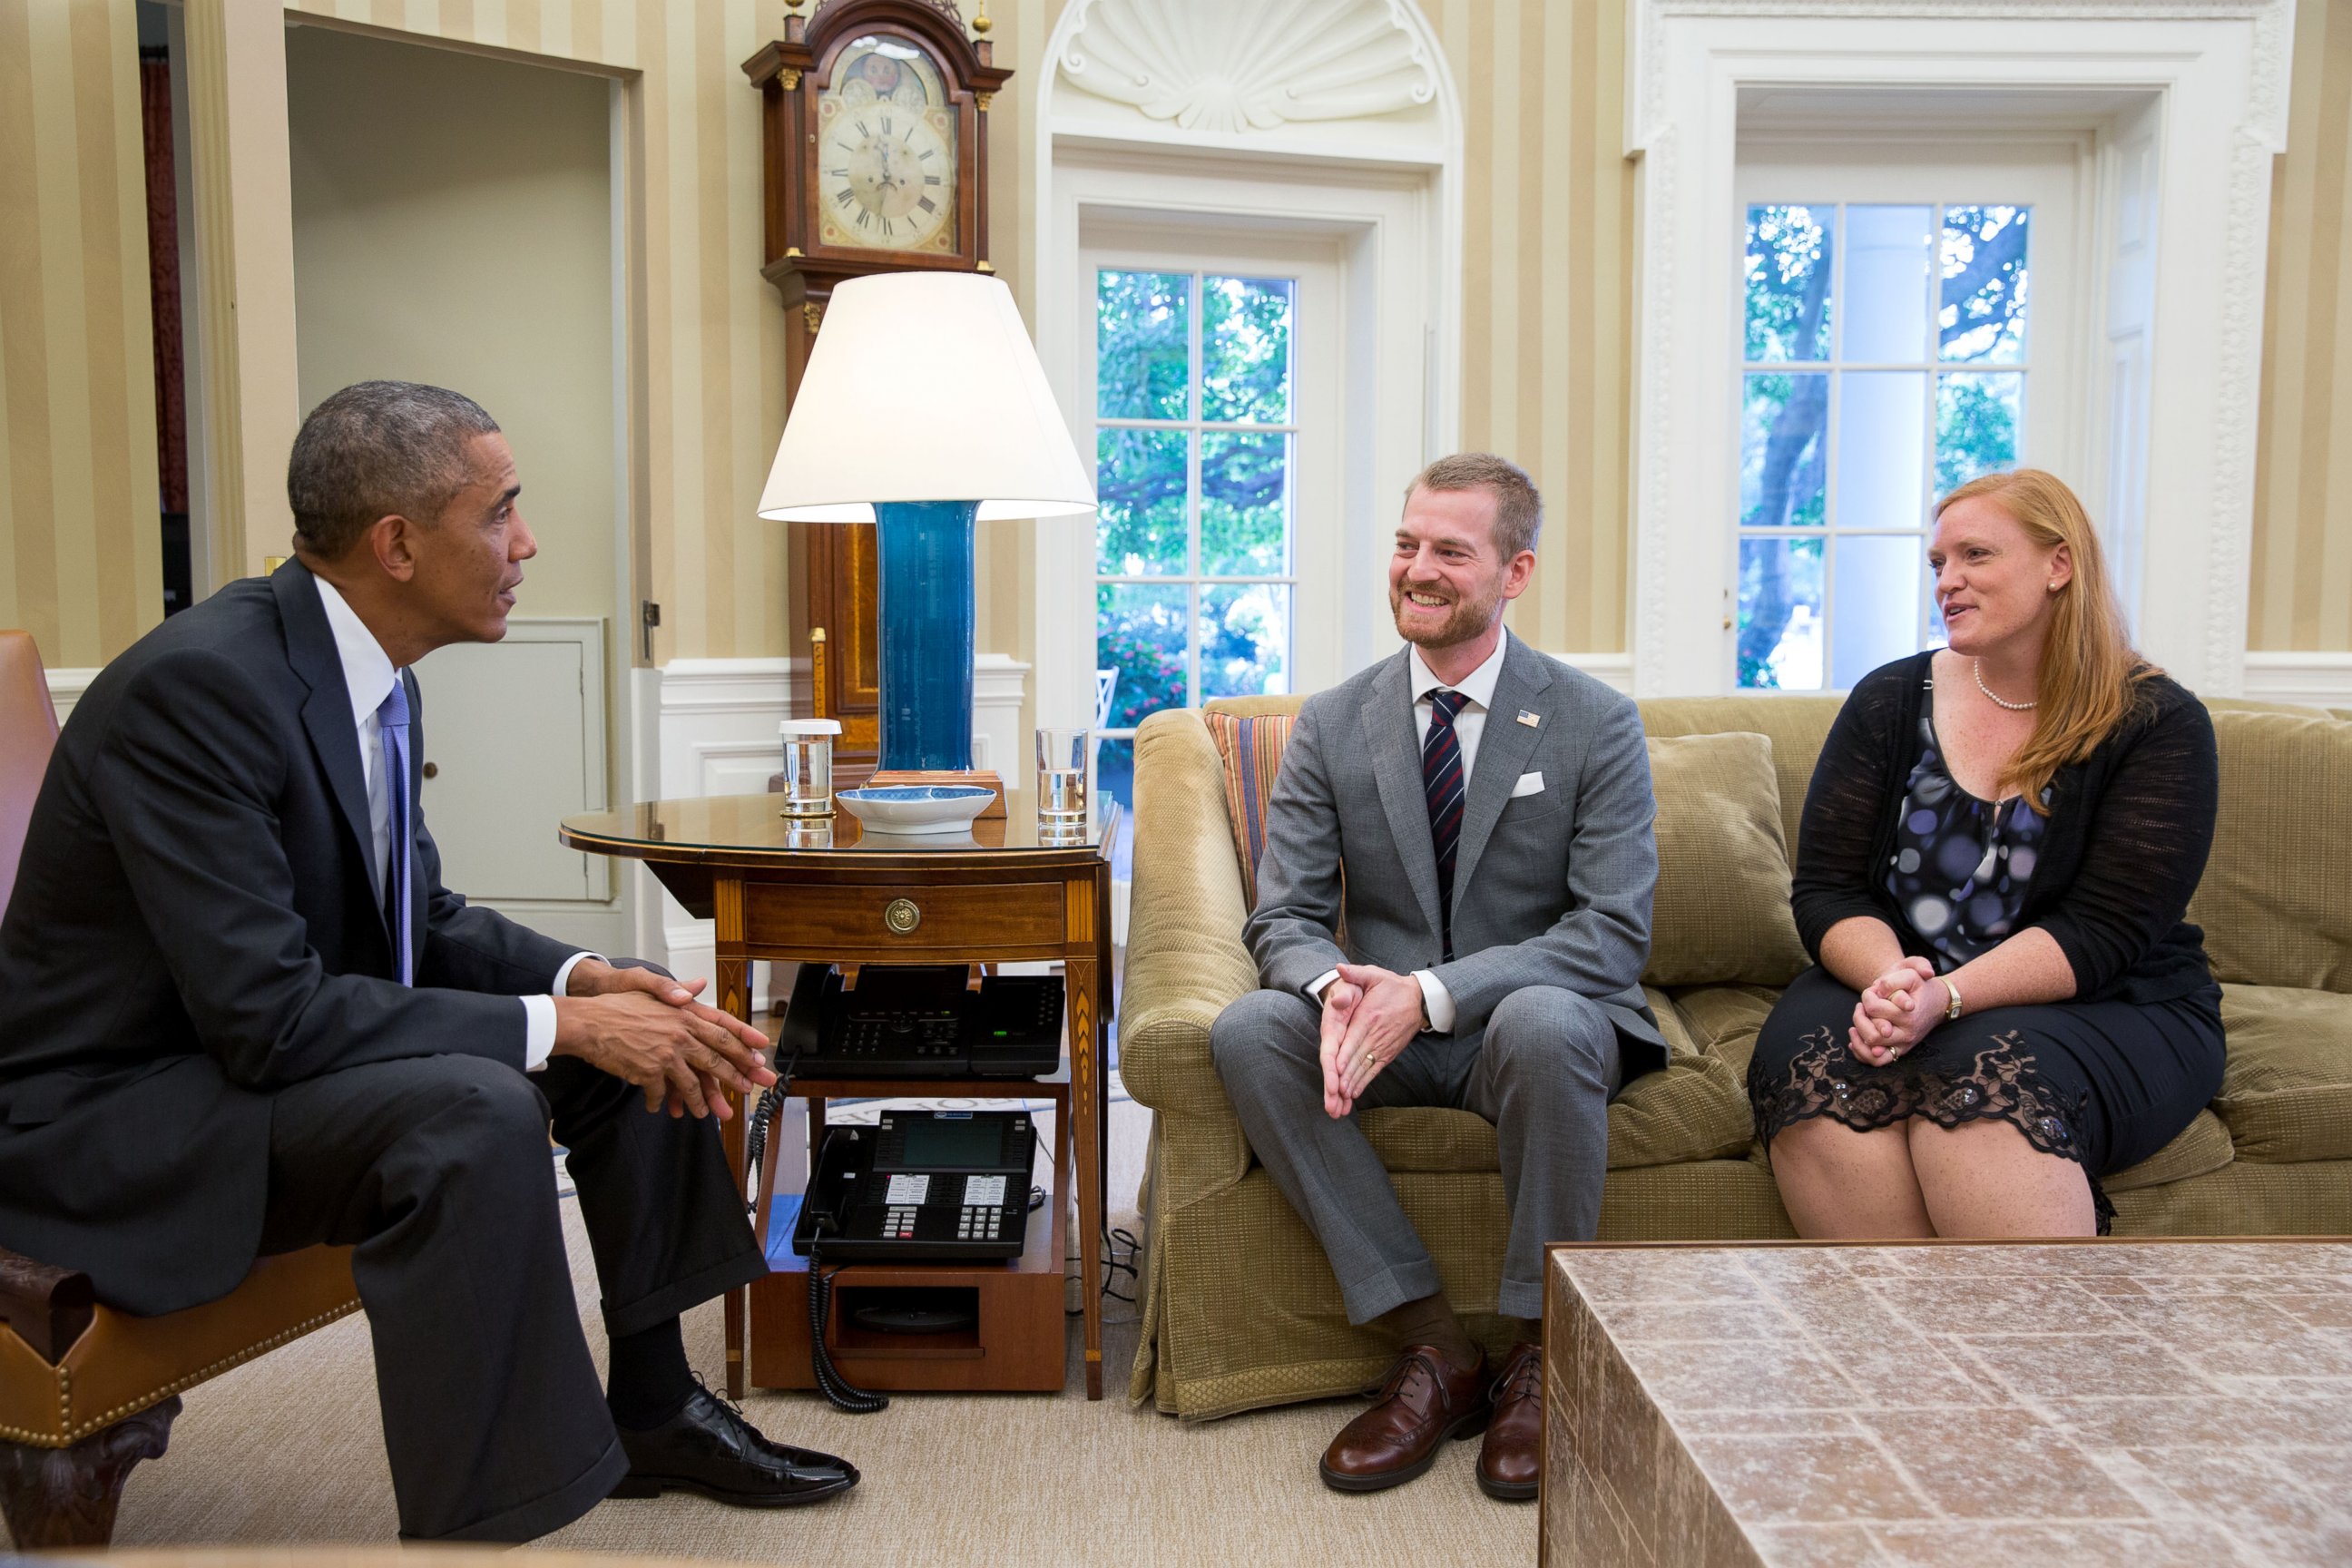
top-left (0, 630), bottom-right (360, 1547)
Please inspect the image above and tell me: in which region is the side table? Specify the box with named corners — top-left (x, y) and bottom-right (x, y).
top-left (560, 798), bottom-right (1118, 1399)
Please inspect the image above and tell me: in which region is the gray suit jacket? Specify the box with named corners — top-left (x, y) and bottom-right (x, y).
top-left (1243, 632), bottom-right (1664, 1072)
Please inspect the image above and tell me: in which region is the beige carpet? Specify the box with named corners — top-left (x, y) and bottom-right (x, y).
top-left (83, 1086), bottom-right (1534, 1565)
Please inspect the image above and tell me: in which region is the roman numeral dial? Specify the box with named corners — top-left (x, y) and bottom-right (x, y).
top-left (811, 38), bottom-right (958, 254)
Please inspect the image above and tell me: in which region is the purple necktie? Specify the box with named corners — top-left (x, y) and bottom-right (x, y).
top-left (1422, 688), bottom-right (1468, 962)
top-left (377, 681), bottom-right (414, 985)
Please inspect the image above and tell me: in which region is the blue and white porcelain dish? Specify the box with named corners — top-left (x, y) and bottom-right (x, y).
top-left (835, 784), bottom-right (995, 835)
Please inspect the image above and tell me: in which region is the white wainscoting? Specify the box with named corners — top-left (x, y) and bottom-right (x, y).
top-left (44, 668), bottom-right (97, 726)
top-left (1550, 652), bottom-right (1634, 695)
top-left (2241, 652), bottom-right (2352, 712)
top-left (651, 653), bottom-right (1033, 995)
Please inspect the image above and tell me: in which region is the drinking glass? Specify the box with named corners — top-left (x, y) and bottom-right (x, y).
top-left (1035, 726), bottom-right (1090, 831)
top-left (779, 719), bottom-right (841, 817)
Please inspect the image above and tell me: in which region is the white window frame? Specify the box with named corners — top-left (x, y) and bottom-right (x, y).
top-left (1626, 0), bottom-right (2295, 699)
top-left (1037, 149), bottom-right (1448, 741)
top-left (1732, 142), bottom-right (2091, 690)
top-left (1083, 242), bottom-right (1335, 726)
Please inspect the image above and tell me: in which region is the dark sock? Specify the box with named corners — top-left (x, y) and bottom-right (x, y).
top-left (1376, 1291), bottom-right (1481, 1371)
top-left (1504, 1317), bottom-right (1540, 1350)
top-left (605, 1317), bottom-right (695, 1431)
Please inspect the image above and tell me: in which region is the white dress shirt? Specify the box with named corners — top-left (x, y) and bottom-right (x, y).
top-left (1308, 637), bottom-right (1511, 1034)
top-left (313, 576), bottom-right (589, 1068)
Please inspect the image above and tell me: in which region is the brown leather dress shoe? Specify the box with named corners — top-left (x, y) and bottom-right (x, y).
top-left (1476, 1341), bottom-right (1544, 1501)
top-left (1318, 1344), bottom-right (1491, 1493)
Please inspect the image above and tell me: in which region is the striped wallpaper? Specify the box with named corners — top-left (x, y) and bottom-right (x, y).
top-left (0, 0), bottom-right (163, 669)
top-left (2250, 0), bottom-right (2352, 652)
top-left (1423, 0), bottom-right (1632, 655)
top-left (3, 0), bottom-right (2348, 672)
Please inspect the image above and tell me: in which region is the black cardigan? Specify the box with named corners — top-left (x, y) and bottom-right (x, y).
top-left (1789, 650), bottom-right (2220, 1006)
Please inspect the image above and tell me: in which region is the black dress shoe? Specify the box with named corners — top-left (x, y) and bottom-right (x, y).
top-left (611, 1384), bottom-right (858, 1507)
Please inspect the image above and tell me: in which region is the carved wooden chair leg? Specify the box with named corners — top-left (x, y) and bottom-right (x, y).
top-left (0, 1395), bottom-right (181, 1548)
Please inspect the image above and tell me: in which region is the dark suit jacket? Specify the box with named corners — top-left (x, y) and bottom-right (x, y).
top-left (0, 560), bottom-right (580, 1315)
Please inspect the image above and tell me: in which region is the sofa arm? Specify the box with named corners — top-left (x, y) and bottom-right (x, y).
top-left (1118, 710), bottom-right (1260, 1182)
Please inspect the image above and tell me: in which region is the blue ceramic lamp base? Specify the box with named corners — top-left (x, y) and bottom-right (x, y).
top-left (873, 499), bottom-right (981, 774)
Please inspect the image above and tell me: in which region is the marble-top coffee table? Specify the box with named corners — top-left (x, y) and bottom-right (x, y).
top-left (1542, 1239), bottom-right (2352, 1566)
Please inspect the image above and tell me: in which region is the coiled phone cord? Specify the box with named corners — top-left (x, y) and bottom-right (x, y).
top-left (800, 1123), bottom-right (888, 1414)
top-left (806, 1229), bottom-right (890, 1414)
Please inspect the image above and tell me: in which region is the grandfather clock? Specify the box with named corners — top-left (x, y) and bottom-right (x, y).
top-left (743, 0), bottom-right (1011, 784)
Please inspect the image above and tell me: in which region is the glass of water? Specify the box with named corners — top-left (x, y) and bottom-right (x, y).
top-left (778, 719), bottom-right (841, 818)
top-left (1036, 726), bottom-right (1090, 833)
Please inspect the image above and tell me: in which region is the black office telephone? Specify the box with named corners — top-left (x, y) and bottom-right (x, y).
top-left (792, 1111), bottom-right (1035, 1263)
top-left (779, 963), bottom-right (1063, 1080)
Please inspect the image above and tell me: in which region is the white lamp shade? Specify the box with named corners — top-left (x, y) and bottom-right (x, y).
top-left (757, 272), bottom-right (1097, 524)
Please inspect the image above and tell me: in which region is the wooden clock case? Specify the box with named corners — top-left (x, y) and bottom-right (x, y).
top-left (743, 0), bottom-right (1013, 785)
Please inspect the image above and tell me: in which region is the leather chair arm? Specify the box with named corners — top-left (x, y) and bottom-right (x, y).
top-left (0, 1244), bottom-right (94, 1364)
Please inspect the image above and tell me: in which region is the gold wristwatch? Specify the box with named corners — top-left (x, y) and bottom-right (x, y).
top-left (1941, 977), bottom-right (1964, 1023)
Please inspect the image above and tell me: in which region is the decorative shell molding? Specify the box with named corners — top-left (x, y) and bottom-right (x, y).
top-left (1056, 0), bottom-right (1439, 135)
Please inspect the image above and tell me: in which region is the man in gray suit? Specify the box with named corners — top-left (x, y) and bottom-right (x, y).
top-left (1211, 453), bottom-right (1661, 1503)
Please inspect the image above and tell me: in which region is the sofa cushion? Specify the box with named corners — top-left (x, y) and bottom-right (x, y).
top-left (2190, 710), bottom-right (2352, 993)
top-left (2102, 1110), bottom-right (2235, 1192)
top-left (2214, 984), bottom-right (2352, 1162)
top-left (1200, 708), bottom-right (1298, 913)
top-left (1637, 695), bottom-right (1842, 858)
top-left (1668, 983), bottom-right (1782, 1082)
top-left (1644, 732), bottom-right (1809, 987)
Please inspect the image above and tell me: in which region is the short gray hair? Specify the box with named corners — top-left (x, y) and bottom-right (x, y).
top-left (1405, 452), bottom-right (1543, 559)
top-left (287, 381), bottom-right (502, 558)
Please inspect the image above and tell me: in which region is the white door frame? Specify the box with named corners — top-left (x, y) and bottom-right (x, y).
top-left (1626, 0), bottom-right (2295, 698)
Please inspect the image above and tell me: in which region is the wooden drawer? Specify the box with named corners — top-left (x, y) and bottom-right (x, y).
top-left (738, 879), bottom-right (1065, 954)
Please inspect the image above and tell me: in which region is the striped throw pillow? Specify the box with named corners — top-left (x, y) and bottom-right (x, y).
top-left (1201, 710), bottom-right (1297, 912)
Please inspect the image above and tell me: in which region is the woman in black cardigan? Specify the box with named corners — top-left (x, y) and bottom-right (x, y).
top-left (1749, 469), bottom-right (2222, 1237)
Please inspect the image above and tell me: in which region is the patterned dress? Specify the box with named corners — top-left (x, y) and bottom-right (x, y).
top-left (1748, 664), bottom-right (2226, 1230)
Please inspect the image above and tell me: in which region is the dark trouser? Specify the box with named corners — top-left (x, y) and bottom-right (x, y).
top-left (1210, 985), bottom-right (1625, 1323)
top-left (257, 1053), bottom-right (767, 1542)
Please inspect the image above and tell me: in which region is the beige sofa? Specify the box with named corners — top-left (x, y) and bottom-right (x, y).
top-left (1120, 690), bottom-right (2352, 1420)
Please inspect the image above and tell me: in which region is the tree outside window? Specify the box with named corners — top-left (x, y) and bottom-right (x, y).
top-left (1094, 270), bottom-right (1297, 813)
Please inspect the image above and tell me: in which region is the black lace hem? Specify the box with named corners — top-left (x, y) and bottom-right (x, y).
top-left (1749, 1025), bottom-right (2115, 1234)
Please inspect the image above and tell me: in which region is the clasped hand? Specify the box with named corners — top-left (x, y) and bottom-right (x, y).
top-left (1848, 956), bottom-right (1942, 1065)
top-left (1317, 963), bottom-right (1426, 1119)
top-left (552, 959), bottom-right (778, 1120)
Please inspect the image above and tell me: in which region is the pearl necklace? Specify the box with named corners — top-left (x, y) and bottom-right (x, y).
top-left (1973, 659), bottom-right (2037, 711)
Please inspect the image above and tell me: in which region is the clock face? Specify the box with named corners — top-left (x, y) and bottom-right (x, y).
top-left (816, 35), bottom-right (959, 255)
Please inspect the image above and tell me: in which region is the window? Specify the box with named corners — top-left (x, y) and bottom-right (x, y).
top-left (1093, 269), bottom-right (1298, 813)
top-left (1738, 202), bottom-right (2031, 690)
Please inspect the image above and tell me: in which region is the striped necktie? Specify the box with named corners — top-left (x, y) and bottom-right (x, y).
top-left (1421, 688), bottom-right (1468, 961)
top-left (377, 680), bottom-right (415, 985)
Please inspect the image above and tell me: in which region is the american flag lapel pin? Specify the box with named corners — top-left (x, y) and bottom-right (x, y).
top-left (1516, 710), bottom-right (1541, 728)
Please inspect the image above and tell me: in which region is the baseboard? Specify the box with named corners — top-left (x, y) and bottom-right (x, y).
top-left (2240, 652), bottom-right (2352, 711)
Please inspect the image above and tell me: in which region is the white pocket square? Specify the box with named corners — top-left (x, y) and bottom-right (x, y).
top-left (1510, 770), bottom-right (1545, 799)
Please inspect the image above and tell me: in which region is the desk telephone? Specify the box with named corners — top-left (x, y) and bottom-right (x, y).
top-left (779, 964), bottom-right (1062, 1080)
top-left (792, 1111), bottom-right (1036, 1263)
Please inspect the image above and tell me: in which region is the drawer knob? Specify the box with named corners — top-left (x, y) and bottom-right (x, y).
top-left (883, 897), bottom-right (922, 935)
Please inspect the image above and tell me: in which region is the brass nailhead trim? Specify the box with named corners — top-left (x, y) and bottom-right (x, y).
top-left (0, 1300), bottom-right (360, 1448)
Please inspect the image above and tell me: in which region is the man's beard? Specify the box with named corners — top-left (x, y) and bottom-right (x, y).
top-left (1389, 581), bottom-right (1504, 649)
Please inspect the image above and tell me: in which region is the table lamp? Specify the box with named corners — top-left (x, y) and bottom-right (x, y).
top-left (758, 272), bottom-right (1095, 789)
